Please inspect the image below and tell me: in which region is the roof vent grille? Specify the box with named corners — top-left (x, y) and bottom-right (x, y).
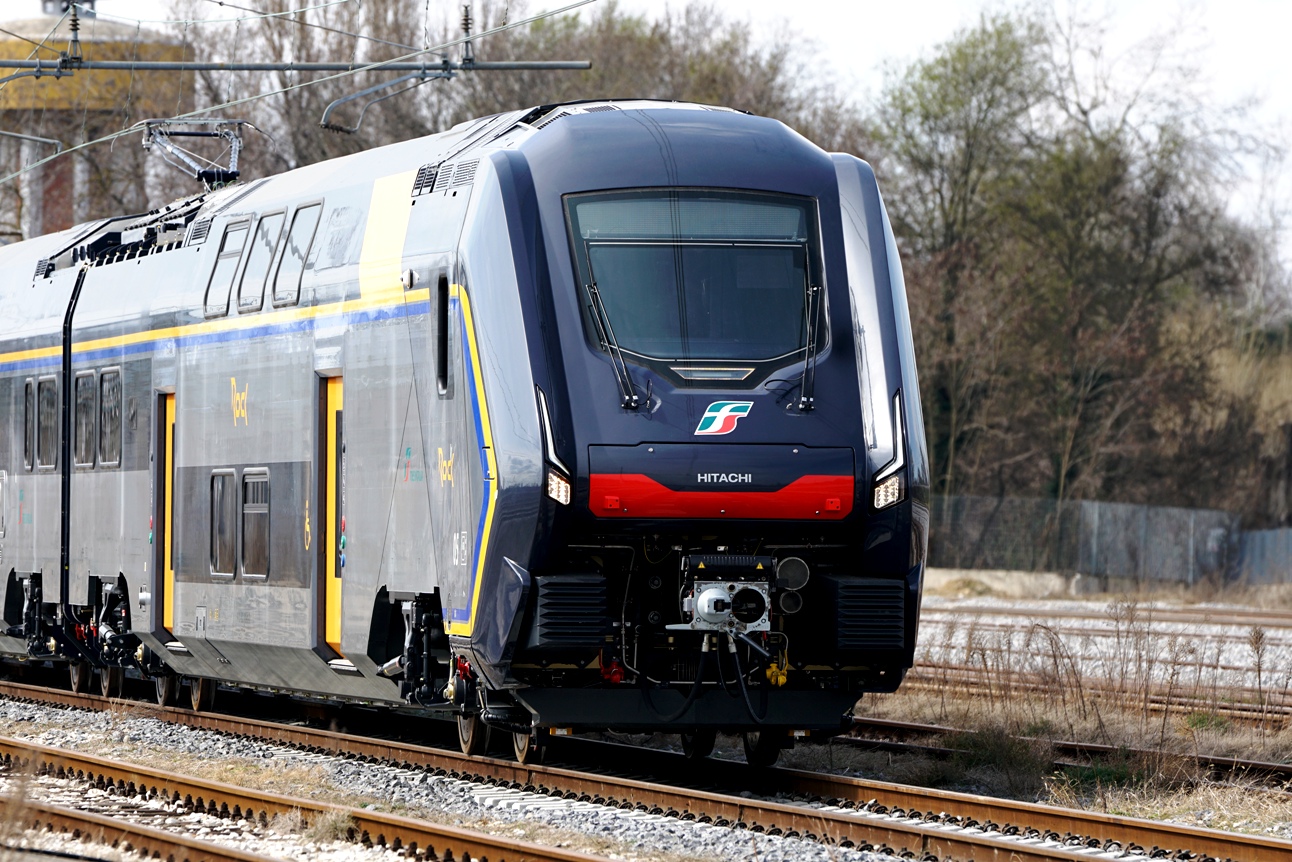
top-left (433, 164), bottom-right (456, 192)
top-left (411, 163), bottom-right (439, 196)
top-left (451, 160), bottom-right (478, 187)
top-left (188, 218), bottom-right (213, 245)
top-left (533, 110), bottom-right (571, 129)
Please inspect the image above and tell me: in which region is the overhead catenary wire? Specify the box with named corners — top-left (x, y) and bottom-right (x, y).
top-left (78, 0), bottom-right (358, 28)
top-left (0, 26), bottom-right (60, 53)
top-left (0, 0), bottom-right (597, 190)
top-left (200, 0), bottom-right (422, 53)
top-left (0, 8), bottom-right (69, 96)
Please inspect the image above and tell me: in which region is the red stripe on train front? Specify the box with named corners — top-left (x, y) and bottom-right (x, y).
top-left (588, 474), bottom-right (854, 519)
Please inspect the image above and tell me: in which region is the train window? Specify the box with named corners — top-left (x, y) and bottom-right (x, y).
top-left (436, 274), bottom-right (449, 394)
top-left (210, 471), bottom-right (237, 577)
top-left (99, 369), bottom-right (122, 468)
top-left (241, 472), bottom-right (269, 578)
top-left (565, 190), bottom-right (822, 385)
top-left (36, 377), bottom-right (57, 469)
top-left (204, 221), bottom-right (250, 317)
top-left (23, 380), bottom-right (34, 471)
top-left (73, 372), bottom-right (96, 467)
top-left (237, 212), bottom-right (285, 313)
top-left (272, 204), bottom-right (322, 307)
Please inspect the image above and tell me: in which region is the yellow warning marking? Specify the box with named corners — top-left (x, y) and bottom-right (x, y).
top-left (756, 563), bottom-right (764, 569)
top-left (698, 562), bottom-right (705, 569)
top-left (358, 170), bottom-right (418, 304)
top-left (454, 286), bottom-right (500, 639)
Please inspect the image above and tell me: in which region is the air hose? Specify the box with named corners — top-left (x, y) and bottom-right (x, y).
top-left (730, 633), bottom-right (770, 724)
top-left (642, 635), bottom-right (715, 722)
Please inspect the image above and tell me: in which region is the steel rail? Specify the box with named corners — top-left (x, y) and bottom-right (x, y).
top-left (0, 796), bottom-right (281, 862)
top-left (922, 604), bottom-right (1292, 627)
top-left (845, 715), bottom-right (1292, 783)
top-left (904, 666), bottom-right (1292, 717)
top-left (1, 679), bottom-right (1288, 861)
top-left (0, 734), bottom-right (610, 862)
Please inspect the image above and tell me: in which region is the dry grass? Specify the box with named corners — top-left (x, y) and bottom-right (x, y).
top-left (844, 592), bottom-right (1292, 835)
top-left (1048, 777), bottom-right (1292, 835)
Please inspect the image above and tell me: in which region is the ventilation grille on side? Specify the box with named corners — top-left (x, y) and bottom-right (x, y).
top-left (582, 104), bottom-right (620, 113)
top-left (411, 163), bottom-right (439, 196)
top-left (826, 576), bottom-right (907, 651)
top-left (187, 218), bottom-right (213, 245)
top-left (527, 574), bottom-right (610, 649)
top-left (451, 160), bottom-right (478, 187)
top-left (533, 110), bottom-right (571, 129)
top-left (33, 258), bottom-right (53, 280)
top-left (433, 164), bottom-right (456, 192)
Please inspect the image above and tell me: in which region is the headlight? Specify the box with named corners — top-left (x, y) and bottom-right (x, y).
top-left (873, 473), bottom-right (904, 509)
top-left (546, 469), bottom-right (571, 506)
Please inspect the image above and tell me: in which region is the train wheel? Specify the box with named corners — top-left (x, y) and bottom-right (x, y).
top-left (512, 730), bottom-right (544, 765)
top-left (68, 661), bottom-right (91, 694)
top-left (154, 674), bottom-right (178, 706)
top-left (742, 730), bottom-right (784, 767)
top-left (99, 667), bottom-right (125, 699)
top-left (457, 713), bottom-right (490, 756)
top-left (680, 728), bottom-right (717, 759)
top-left (188, 677), bottom-right (216, 712)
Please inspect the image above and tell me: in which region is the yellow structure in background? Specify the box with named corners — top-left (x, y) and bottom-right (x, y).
top-left (0, 13), bottom-right (187, 114)
top-left (0, 4), bottom-right (192, 241)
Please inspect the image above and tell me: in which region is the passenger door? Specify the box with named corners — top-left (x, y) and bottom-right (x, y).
top-left (316, 377), bottom-right (344, 655)
top-left (151, 392), bottom-right (175, 636)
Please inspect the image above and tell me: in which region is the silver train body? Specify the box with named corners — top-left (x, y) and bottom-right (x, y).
top-left (0, 101), bottom-right (929, 755)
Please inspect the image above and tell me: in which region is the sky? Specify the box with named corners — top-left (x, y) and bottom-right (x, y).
top-left (14, 0), bottom-right (1292, 264)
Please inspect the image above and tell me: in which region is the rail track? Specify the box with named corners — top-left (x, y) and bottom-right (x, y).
top-left (0, 730), bottom-right (608, 862)
top-left (903, 664), bottom-right (1292, 723)
top-left (921, 601), bottom-right (1292, 631)
top-left (1, 678), bottom-right (1289, 862)
top-left (844, 715), bottom-right (1292, 784)
top-left (0, 796), bottom-right (281, 862)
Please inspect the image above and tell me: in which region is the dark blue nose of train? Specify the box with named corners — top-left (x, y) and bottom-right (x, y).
top-left (516, 108), bottom-right (900, 528)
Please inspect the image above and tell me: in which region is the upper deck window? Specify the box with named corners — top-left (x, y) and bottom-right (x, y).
top-left (238, 212), bottom-right (285, 312)
top-left (273, 204), bottom-right (322, 307)
top-left (565, 190), bottom-right (821, 386)
top-left (205, 221), bottom-right (250, 317)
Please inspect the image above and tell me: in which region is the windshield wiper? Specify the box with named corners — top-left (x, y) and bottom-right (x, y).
top-left (798, 284), bottom-right (822, 411)
top-left (585, 281), bottom-right (640, 410)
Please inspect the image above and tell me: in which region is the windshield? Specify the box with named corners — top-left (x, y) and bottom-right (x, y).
top-left (567, 190), bottom-right (819, 378)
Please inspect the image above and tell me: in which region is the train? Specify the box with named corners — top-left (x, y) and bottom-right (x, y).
top-left (0, 99), bottom-right (928, 765)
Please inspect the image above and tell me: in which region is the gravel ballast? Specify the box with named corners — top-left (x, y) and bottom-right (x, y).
top-left (0, 695), bottom-right (902, 862)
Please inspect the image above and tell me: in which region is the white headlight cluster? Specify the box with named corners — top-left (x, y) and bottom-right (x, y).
top-left (873, 473), bottom-right (903, 509)
top-left (546, 469), bottom-right (571, 505)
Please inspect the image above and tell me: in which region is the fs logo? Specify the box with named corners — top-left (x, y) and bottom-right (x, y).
top-left (694, 401), bottom-right (753, 436)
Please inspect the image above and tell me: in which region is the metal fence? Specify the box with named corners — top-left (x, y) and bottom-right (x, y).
top-left (1238, 529), bottom-right (1292, 584)
top-left (929, 495), bottom-right (1240, 584)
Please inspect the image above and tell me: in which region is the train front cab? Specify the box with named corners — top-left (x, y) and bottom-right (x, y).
top-left (464, 109), bottom-right (931, 760)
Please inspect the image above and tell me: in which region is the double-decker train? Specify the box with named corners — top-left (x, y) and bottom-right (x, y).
top-left (0, 100), bottom-right (928, 765)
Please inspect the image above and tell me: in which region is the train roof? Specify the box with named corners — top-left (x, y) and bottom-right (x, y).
top-left (0, 100), bottom-right (820, 343)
